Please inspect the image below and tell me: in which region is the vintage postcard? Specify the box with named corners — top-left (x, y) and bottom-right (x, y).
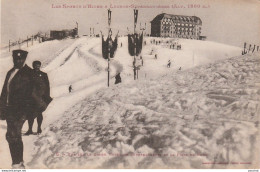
top-left (0, 0), bottom-right (259, 169)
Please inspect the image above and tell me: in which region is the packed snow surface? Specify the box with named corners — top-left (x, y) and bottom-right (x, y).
top-left (1, 37), bottom-right (259, 169)
top-left (28, 52), bottom-right (260, 169)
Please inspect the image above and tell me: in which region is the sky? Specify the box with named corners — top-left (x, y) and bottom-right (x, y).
top-left (1, 0), bottom-right (260, 47)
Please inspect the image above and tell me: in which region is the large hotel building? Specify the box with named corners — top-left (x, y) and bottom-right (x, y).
top-left (150, 13), bottom-right (204, 40)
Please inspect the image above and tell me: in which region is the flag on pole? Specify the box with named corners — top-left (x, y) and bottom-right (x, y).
top-left (102, 30), bottom-right (118, 59)
top-left (128, 32), bottom-right (143, 56)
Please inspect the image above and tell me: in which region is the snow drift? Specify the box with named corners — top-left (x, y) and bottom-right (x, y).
top-left (27, 52), bottom-right (260, 169)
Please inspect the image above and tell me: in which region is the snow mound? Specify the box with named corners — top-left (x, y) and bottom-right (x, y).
top-left (28, 52), bottom-right (260, 169)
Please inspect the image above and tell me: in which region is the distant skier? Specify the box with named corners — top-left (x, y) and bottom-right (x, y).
top-left (121, 42), bottom-right (123, 47)
top-left (140, 56), bottom-right (143, 66)
top-left (155, 54), bottom-right (157, 59)
top-left (179, 67), bottom-right (182, 70)
top-left (167, 60), bottom-right (171, 68)
top-left (115, 73), bottom-right (122, 84)
top-left (69, 85), bottom-right (73, 93)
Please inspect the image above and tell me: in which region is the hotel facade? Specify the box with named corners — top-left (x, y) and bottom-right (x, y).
top-left (151, 13), bottom-right (203, 39)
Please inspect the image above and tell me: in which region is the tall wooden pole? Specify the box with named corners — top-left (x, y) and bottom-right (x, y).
top-left (145, 23), bottom-right (146, 36)
top-left (27, 36), bottom-right (28, 47)
top-left (134, 9), bottom-right (138, 80)
top-left (244, 42), bottom-right (246, 54)
top-left (9, 40), bottom-right (10, 52)
top-left (19, 38), bottom-right (21, 49)
top-left (76, 22), bottom-right (78, 36)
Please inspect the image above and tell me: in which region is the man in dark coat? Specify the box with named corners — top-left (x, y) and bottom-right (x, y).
top-left (0, 49), bottom-right (40, 168)
top-left (25, 60), bottom-right (52, 135)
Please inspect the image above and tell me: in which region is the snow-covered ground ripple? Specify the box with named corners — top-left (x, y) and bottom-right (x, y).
top-left (28, 52), bottom-right (260, 169)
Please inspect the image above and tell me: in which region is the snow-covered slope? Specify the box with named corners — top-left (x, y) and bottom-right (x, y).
top-left (28, 52), bottom-right (260, 169)
top-left (94, 37), bottom-right (242, 79)
top-left (1, 36), bottom-right (254, 169)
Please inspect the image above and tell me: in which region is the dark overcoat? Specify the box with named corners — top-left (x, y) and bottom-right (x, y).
top-left (31, 70), bottom-right (52, 113)
top-left (0, 65), bottom-right (35, 120)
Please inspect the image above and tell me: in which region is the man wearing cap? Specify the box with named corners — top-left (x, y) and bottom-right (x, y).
top-left (0, 49), bottom-right (38, 168)
top-left (25, 60), bottom-right (52, 135)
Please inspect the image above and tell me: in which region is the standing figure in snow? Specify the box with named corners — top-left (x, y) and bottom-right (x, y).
top-left (69, 85), bottom-right (73, 93)
top-left (252, 45), bottom-right (256, 53)
top-left (0, 50), bottom-right (43, 168)
top-left (179, 67), bottom-right (182, 70)
top-left (155, 54), bottom-right (157, 59)
top-left (167, 60), bottom-right (171, 68)
top-left (140, 56), bottom-right (144, 66)
top-left (121, 42), bottom-right (123, 47)
top-left (115, 73), bottom-right (122, 84)
top-left (25, 60), bottom-right (52, 135)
